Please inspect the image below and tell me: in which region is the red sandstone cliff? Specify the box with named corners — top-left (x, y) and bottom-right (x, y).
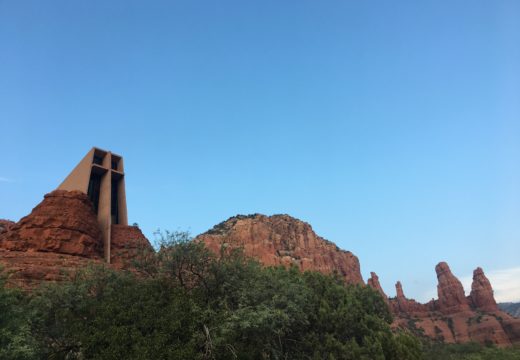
top-left (0, 190), bottom-right (103, 257)
top-left (196, 214), bottom-right (364, 285)
top-left (0, 219), bottom-right (15, 233)
top-left (0, 190), bottom-right (152, 288)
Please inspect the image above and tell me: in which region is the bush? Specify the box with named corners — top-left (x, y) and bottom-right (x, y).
top-left (423, 342), bottom-right (520, 360)
top-left (0, 270), bottom-right (37, 360)
top-left (2, 232), bottom-right (423, 359)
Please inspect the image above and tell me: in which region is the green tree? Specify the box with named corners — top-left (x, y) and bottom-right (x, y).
top-left (0, 269), bottom-right (37, 360)
top-left (29, 265), bottom-right (200, 359)
top-left (14, 231), bottom-right (424, 359)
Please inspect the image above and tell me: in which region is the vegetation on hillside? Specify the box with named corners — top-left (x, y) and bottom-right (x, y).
top-left (499, 302), bottom-right (520, 318)
top-left (422, 342), bottom-right (520, 360)
top-left (0, 232), bottom-right (518, 359)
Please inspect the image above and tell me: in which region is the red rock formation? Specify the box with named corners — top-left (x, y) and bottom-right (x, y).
top-left (436, 262), bottom-right (470, 314)
top-left (0, 219), bottom-right (15, 233)
top-left (391, 281), bottom-right (431, 315)
top-left (0, 249), bottom-right (104, 289)
top-left (110, 224), bottom-right (154, 268)
top-left (395, 312), bottom-right (513, 346)
top-left (502, 316), bottom-right (520, 344)
top-left (2, 199), bottom-right (519, 347)
top-left (470, 267), bottom-right (498, 312)
top-left (198, 217), bottom-right (520, 347)
top-left (0, 190), bottom-right (153, 288)
top-left (396, 281), bottom-right (406, 300)
top-left (367, 272), bottom-right (388, 302)
top-left (196, 214), bottom-right (364, 284)
top-left (0, 190), bottom-right (103, 257)
top-left (387, 263), bottom-right (520, 347)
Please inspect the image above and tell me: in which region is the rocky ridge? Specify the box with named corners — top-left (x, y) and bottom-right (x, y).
top-left (196, 214), bottom-right (364, 285)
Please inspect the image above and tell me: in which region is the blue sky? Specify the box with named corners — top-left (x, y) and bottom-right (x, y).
top-left (1, 0), bottom-right (519, 302)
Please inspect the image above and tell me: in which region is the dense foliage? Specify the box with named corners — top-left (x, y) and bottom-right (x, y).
top-left (0, 274), bottom-right (36, 360)
top-left (422, 342), bottom-right (520, 360)
top-left (0, 232), bottom-right (515, 359)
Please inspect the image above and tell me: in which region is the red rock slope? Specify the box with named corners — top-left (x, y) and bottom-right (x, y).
top-left (196, 214), bottom-right (364, 285)
top-left (0, 219), bottom-right (15, 233)
top-left (0, 190), bottom-right (152, 289)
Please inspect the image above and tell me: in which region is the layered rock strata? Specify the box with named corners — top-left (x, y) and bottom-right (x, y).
top-left (0, 190), bottom-right (152, 289)
top-left (196, 214), bottom-right (364, 285)
top-left (0, 249), bottom-right (103, 289)
top-left (0, 219), bottom-right (15, 233)
top-left (0, 190), bottom-right (103, 257)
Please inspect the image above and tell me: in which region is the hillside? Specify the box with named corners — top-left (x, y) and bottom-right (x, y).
top-left (499, 302), bottom-right (520, 318)
top-left (197, 214), bottom-right (520, 347)
top-left (2, 197), bottom-right (519, 348)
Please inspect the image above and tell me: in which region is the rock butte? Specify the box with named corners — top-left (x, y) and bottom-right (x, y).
top-left (196, 214), bottom-right (363, 285)
top-left (0, 190), bottom-right (152, 289)
top-left (1, 201), bottom-right (519, 347)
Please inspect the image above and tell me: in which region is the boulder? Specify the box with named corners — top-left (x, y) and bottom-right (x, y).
top-left (0, 190), bottom-right (102, 257)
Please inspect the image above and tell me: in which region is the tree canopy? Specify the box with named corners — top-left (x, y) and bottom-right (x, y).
top-left (5, 232), bottom-right (515, 359)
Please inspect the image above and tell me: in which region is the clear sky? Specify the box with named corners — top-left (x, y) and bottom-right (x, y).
top-left (1, 1), bottom-right (519, 302)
